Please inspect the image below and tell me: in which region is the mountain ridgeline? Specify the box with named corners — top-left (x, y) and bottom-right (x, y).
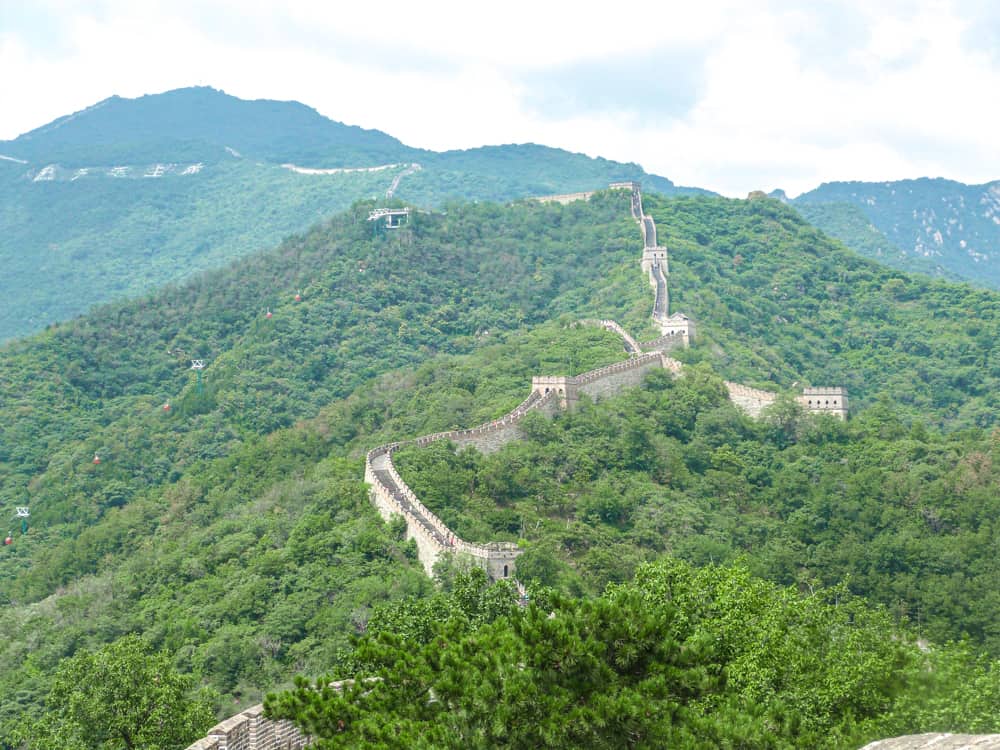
top-left (3, 189), bottom-right (1000, 746)
top-left (785, 178), bottom-right (1000, 287)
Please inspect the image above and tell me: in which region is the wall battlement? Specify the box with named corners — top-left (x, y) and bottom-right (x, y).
top-left (533, 191), bottom-right (595, 205)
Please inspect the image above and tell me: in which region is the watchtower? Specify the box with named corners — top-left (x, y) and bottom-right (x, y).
top-left (642, 248), bottom-right (668, 274)
top-left (367, 207), bottom-right (411, 228)
top-left (659, 313), bottom-right (694, 346)
top-left (531, 375), bottom-right (578, 410)
top-left (796, 387), bottom-right (849, 419)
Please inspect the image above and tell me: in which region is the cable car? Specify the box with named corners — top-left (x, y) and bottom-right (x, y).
top-left (266, 308), bottom-right (273, 319)
top-left (93, 454), bottom-right (101, 465)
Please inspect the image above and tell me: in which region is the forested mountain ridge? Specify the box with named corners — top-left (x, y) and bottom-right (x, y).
top-left (5, 190), bottom-right (1000, 745)
top-left (786, 178), bottom-right (1000, 287)
top-left (0, 86), bottom-right (696, 342)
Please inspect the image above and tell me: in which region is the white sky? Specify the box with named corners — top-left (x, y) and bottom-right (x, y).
top-left (1, 0), bottom-right (998, 197)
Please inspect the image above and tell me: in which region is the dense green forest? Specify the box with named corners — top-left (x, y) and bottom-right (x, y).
top-left (266, 563), bottom-right (1000, 749)
top-left (4, 189), bottom-right (1000, 744)
top-left (0, 159), bottom-right (395, 338)
top-left (792, 201), bottom-right (953, 280)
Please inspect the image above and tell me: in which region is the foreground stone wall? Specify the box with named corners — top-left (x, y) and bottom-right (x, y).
top-left (861, 735), bottom-right (1000, 749)
top-left (184, 704), bottom-right (309, 750)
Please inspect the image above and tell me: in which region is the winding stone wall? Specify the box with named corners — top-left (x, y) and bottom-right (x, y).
top-left (188, 181), bottom-right (857, 750)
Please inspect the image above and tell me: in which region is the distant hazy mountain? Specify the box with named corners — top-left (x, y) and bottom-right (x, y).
top-left (787, 178), bottom-right (1000, 287)
top-left (0, 85), bottom-right (416, 167)
top-left (0, 87), bottom-right (703, 341)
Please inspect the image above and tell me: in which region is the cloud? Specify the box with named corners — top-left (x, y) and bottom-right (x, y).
top-left (518, 47), bottom-right (708, 122)
top-left (1, 0), bottom-right (998, 197)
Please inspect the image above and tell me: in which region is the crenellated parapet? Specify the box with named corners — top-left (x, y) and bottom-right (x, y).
top-left (364, 388), bottom-right (568, 580)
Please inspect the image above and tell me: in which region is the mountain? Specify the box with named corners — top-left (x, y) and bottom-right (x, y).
top-left (4, 191), bottom-right (1000, 743)
top-left (0, 87), bottom-right (702, 342)
top-left (788, 178), bottom-right (1000, 287)
top-left (0, 86), bottom-right (416, 167)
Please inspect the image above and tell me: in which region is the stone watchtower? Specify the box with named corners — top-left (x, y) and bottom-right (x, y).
top-left (531, 376), bottom-right (578, 410)
top-left (642, 248), bottom-right (668, 274)
top-left (659, 313), bottom-right (695, 347)
top-left (796, 387), bottom-right (849, 419)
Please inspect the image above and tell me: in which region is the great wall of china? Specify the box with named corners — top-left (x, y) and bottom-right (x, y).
top-left (185, 182), bottom-right (849, 749)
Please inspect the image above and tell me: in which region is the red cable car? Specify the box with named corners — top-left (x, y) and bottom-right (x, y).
top-left (266, 309), bottom-right (273, 319)
top-left (294, 291), bottom-right (301, 302)
top-left (163, 402), bottom-right (171, 411)
top-left (3, 536), bottom-right (12, 546)
top-left (93, 454), bottom-right (101, 465)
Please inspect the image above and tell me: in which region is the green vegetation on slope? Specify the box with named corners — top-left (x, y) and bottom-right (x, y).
top-left (0, 161), bottom-right (398, 338)
top-left (4, 191), bottom-right (1000, 742)
top-left (0, 86), bottom-right (415, 168)
top-left (649, 193), bottom-right (1000, 427)
top-left (0, 86), bottom-right (697, 341)
top-left (793, 178), bottom-right (1000, 288)
top-left (0, 192), bottom-right (647, 740)
top-left (267, 561), bottom-right (1000, 749)
top-left (793, 201), bottom-right (953, 280)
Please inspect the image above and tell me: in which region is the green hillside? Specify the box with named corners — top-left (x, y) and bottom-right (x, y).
top-left (792, 178), bottom-right (1000, 288)
top-left (792, 201), bottom-right (953, 280)
top-left (0, 87), bottom-right (699, 342)
top-left (649, 193), bottom-right (1000, 427)
top-left (4, 192), bottom-right (1000, 744)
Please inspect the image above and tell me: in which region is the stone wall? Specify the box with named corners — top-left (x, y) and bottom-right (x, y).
top-left (362, 345), bottom-right (674, 583)
top-left (576, 352), bottom-right (666, 401)
top-left (183, 704), bottom-right (309, 750)
top-left (639, 331), bottom-right (687, 353)
top-left (860, 735), bottom-right (1000, 749)
top-left (533, 191), bottom-right (595, 205)
top-left (363, 388), bottom-right (565, 579)
top-left (725, 381), bottom-right (778, 418)
top-left (641, 248), bottom-right (668, 274)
